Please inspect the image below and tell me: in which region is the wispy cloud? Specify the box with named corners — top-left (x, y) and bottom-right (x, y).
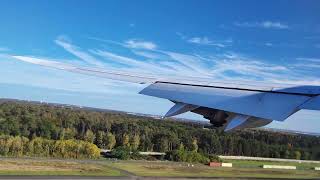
top-left (211, 54), bottom-right (289, 80)
top-left (12, 36), bottom-right (320, 86)
top-left (293, 58), bottom-right (320, 69)
top-left (7, 54), bottom-right (143, 93)
top-left (176, 32), bottom-right (187, 40)
top-left (91, 49), bottom-right (178, 74)
top-left (176, 33), bottom-right (232, 48)
top-left (55, 36), bottom-right (105, 67)
top-left (261, 21), bottom-right (289, 29)
top-left (187, 37), bottom-right (227, 47)
top-left (296, 57), bottom-right (320, 62)
top-left (235, 21), bottom-right (289, 29)
top-left (265, 43), bottom-right (273, 47)
top-left (131, 50), bottom-right (167, 60)
top-left (124, 39), bottom-right (157, 50)
top-left (0, 47), bottom-right (10, 52)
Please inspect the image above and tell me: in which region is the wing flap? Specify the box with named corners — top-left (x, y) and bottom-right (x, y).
top-left (300, 95), bottom-right (320, 111)
top-left (164, 102), bottom-right (199, 117)
top-left (225, 115), bottom-right (250, 132)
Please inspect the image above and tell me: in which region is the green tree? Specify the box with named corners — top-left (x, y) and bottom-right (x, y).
top-left (0, 101), bottom-right (320, 161)
top-left (0, 135), bottom-right (10, 156)
top-left (95, 131), bottom-right (105, 148)
top-left (111, 146), bottom-right (130, 160)
top-left (302, 151), bottom-right (310, 160)
top-left (82, 141), bottom-right (101, 159)
top-left (209, 154), bottom-right (222, 162)
top-left (104, 132), bottom-right (116, 150)
top-left (294, 151), bottom-right (301, 160)
top-left (60, 128), bottom-right (76, 140)
top-left (191, 138), bottom-right (198, 152)
top-left (284, 150), bottom-right (290, 159)
top-left (130, 134), bottom-right (140, 150)
top-left (10, 136), bottom-right (24, 156)
top-left (121, 133), bottom-right (130, 147)
top-left (84, 130), bottom-right (95, 143)
top-left (176, 143), bottom-right (187, 162)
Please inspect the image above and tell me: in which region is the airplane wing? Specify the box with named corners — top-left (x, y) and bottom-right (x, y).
top-left (14, 56), bottom-right (320, 131)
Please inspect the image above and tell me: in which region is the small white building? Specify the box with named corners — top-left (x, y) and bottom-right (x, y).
top-left (263, 165), bottom-right (296, 170)
top-left (221, 163), bottom-right (232, 167)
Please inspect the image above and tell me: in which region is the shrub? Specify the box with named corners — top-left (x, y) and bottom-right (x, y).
top-left (111, 146), bottom-right (130, 160)
top-left (208, 154), bottom-right (222, 162)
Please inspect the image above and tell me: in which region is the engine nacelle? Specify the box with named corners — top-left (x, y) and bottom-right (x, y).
top-left (164, 102), bottom-right (273, 131)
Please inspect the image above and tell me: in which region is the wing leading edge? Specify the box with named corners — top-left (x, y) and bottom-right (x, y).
top-left (14, 56), bottom-right (320, 131)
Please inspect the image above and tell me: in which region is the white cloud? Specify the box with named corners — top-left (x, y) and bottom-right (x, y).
top-left (0, 47), bottom-right (10, 52)
top-left (131, 50), bottom-right (166, 59)
top-left (15, 48), bottom-right (320, 86)
top-left (235, 21), bottom-right (289, 29)
top-left (13, 36), bottom-right (320, 86)
top-left (265, 43), bottom-right (273, 47)
top-left (294, 63), bottom-right (320, 69)
top-left (159, 50), bottom-right (212, 76)
top-left (177, 33), bottom-right (232, 48)
top-left (294, 57), bottom-right (320, 70)
top-left (187, 37), bottom-right (226, 47)
top-left (91, 49), bottom-right (176, 74)
top-left (176, 32), bottom-right (187, 40)
top-left (296, 57), bottom-right (320, 62)
top-left (55, 36), bottom-right (105, 67)
top-left (9, 55), bottom-right (142, 92)
top-left (87, 37), bottom-right (124, 46)
top-left (261, 21), bottom-right (289, 29)
top-left (207, 53), bottom-right (292, 82)
top-left (124, 39), bottom-right (157, 50)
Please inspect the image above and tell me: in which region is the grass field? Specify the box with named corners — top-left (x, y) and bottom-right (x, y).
top-left (0, 158), bottom-right (122, 176)
top-left (110, 160), bottom-right (320, 179)
top-left (0, 158), bottom-right (319, 179)
top-left (223, 159), bottom-right (319, 170)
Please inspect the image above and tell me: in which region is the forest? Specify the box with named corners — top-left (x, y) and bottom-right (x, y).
top-left (0, 99), bottom-right (319, 162)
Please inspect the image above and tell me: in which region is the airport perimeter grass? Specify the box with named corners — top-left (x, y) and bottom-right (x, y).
top-left (0, 158), bottom-right (122, 176)
top-left (110, 160), bottom-right (320, 179)
top-left (0, 158), bottom-right (319, 179)
top-left (223, 159), bottom-right (320, 170)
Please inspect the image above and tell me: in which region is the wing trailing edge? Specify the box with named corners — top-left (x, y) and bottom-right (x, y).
top-left (300, 95), bottom-right (320, 111)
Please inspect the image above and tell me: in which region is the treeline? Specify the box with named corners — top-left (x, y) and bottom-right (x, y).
top-left (0, 100), bottom-right (319, 161)
top-left (110, 144), bottom-right (217, 164)
top-left (0, 135), bottom-right (100, 159)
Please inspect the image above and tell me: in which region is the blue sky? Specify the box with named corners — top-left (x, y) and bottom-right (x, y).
top-left (0, 0), bottom-right (320, 132)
